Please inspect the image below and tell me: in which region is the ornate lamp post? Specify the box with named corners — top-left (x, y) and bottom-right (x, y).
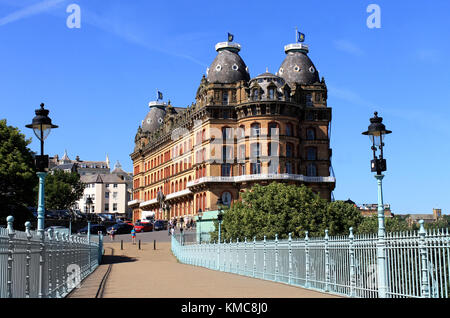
top-left (197, 208), bottom-right (203, 244)
top-left (26, 103), bottom-right (58, 237)
top-left (217, 198), bottom-right (224, 244)
top-left (362, 111), bottom-right (392, 298)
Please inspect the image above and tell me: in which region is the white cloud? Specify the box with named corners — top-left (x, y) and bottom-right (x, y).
top-left (333, 39), bottom-right (364, 57)
top-left (0, 0), bottom-right (66, 27)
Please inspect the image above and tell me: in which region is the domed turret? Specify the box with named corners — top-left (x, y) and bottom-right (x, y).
top-left (249, 70), bottom-right (286, 99)
top-left (141, 101), bottom-right (167, 133)
top-left (206, 41), bottom-right (250, 84)
top-left (277, 43), bottom-right (320, 85)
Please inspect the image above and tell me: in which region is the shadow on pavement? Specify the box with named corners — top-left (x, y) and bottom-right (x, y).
top-left (101, 254), bottom-right (137, 265)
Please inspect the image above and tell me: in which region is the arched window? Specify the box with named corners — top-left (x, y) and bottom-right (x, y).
top-left (306, 128), bottom-right (316, 140)
top-left (250, 123), bottom-right (261, 137)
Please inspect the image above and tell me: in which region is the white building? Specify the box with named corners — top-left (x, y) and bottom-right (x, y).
top-left (76, 173), bottom-right (128, 217)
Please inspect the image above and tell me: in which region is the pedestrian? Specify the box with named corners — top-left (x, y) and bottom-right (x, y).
top-left (131, 227), bottom-right (136, 245)
top-left (168, 222), bottom-right (172, 236)
top-left (170, 226), bottom-right (175, 236)
top-left (110, 228), bottom-right (116, 241)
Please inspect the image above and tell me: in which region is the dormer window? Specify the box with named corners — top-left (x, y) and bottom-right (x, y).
top-left (222, 91), bottom-right (229, 105)
top-left (252, 89), bottom-right (259, 101)
top-left (268, 88), bottom-right (275, 100)
top-left (306, 94), bottom-right (313, 107)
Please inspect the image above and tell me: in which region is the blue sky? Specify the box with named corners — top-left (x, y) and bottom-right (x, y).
top-left (1, 0), bottom-right (449, 214)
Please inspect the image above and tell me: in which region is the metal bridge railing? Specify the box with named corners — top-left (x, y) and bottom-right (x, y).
top-left (171, 222), bottom-right (450, 298)
top-left (0, 216), bottom-right (103, 298)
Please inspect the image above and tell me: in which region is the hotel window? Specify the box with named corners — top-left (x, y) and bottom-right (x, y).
top-left (307, 147), bottom-right (317, 161)
top-left (238, 145), bottom-right (246, 162)
top-left (306, 94), bottom-right (313, 107)
top-left (113, 184), bottom-right (118, 188)
top-left (222, 127), bottom-right (233, 141)
top-left (268, 122), bottom-right (279, 137)
top-left (237, 125), bottom-right (245, 139)
top-left (286, 143), bottom-right (293, 158)
top-left (306, 128), bottom-right (316, 140)
top-left (252, 88), bottom-right (259, 101)
top-left (268, 142), bottom-right (279, 157)
top-left (286, 162), bottom-right (293, 174)
top-left (268, 160), bottom-right (278, 174)
top-left (106, 184), bottom-right (109, 188)
top-left (221, 164), bottom-right (231, 176)
top-left (250, 143), bottom-right (260, 158)
top-left (104, 204), bottom-right (109, 212)
top-left (286, 123), bottom-right (293, 136)
top-left (239, 164), bottom-right (246, 175)
top-left (113, 192), bottom-right (117, 199)
top-left (222, 91), bottom-right (229, 105)
top-left (222, 145), bottom-right (233, 163)
top-left (251, 161), bottom-right (261, 175)
top-left (284, 87), bottom-right (291, 100)
top-left (250, 123), bottom-right (261, 137)
top-left (113, 203), bottom-right (118, 212)
top-left (307, 163), bottom-right (317, 176)
top-left (105, 192), bottom-right (109, 199)
top-left (268, 87), bottom-right (275, 100)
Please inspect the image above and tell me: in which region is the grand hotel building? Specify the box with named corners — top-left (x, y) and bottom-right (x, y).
top-left (129, 38), bottom-right (336, 223)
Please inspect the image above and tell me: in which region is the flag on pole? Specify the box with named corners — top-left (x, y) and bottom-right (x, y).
top-left (297, 31), bottom-right (305, 43)
top-left (228, 32), bottom-right (234, 42)
top-left (157, 91), bottom-right (163, 100)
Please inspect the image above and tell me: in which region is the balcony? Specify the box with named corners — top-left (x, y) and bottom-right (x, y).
top-left (139, 198), bottom-right (157, 208)
top-left (165, 189), bottom-right (193, 200)
top-left (187, 174), bottom-right (336, 188)
top-left (127, 199), bottom-right (142, 207)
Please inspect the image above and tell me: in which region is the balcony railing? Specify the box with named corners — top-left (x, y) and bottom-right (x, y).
top-left (187, 174), bottom-right (336, 188)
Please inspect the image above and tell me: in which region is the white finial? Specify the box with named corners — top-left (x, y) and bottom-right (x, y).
top-left (266, 67), bottom-right (268, 73)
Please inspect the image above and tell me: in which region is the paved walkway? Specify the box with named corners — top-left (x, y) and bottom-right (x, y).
top-left (69, 241), bottom-right (341, 298)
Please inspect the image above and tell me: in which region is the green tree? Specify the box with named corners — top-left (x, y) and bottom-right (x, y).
top-left (38, 170), bottom-right (85, 211)
top-left (210, 182), bottom-right (363, 241)
top-left (356, 215), bottom-right (412, 234)
top-left (0, 119), bottom-right (37, 228)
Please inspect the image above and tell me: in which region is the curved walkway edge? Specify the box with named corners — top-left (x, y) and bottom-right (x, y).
top-left (68, 241), bottom-right (342, 298)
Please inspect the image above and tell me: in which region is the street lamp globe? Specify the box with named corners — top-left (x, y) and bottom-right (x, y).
top-left (26, 103), bottom-right (58, 147)
top-left (362, 111), bottom-right (392, 175)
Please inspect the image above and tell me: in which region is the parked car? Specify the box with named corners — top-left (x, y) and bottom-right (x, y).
top-left (77, 224), bottom-right (107, 235)
top-left (153, 220), bottom-right (168, 231)
top-left (106, 223), bottom-right (134, 235)
top-left (134, 222), bottom-right (153, 233)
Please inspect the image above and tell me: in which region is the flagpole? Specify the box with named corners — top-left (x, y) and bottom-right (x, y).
top-left (295, 27), bottom-right (298, 42)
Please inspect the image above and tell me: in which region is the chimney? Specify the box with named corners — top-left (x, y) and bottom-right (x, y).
top-left (76, 155), bottom-right (80, 162)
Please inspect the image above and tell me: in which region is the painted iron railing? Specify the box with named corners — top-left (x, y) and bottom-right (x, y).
top-left (0, 216), bottom-right (103, 298)
top-left (171, 221), bottom-right (450, 298)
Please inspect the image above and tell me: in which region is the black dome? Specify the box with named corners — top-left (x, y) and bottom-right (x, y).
top-left (142, 103), bottom-right (166, 133)
top-left (207, 42), bottom-right (250, 84)
top-left (277, 44), bottom-right (319, 85)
